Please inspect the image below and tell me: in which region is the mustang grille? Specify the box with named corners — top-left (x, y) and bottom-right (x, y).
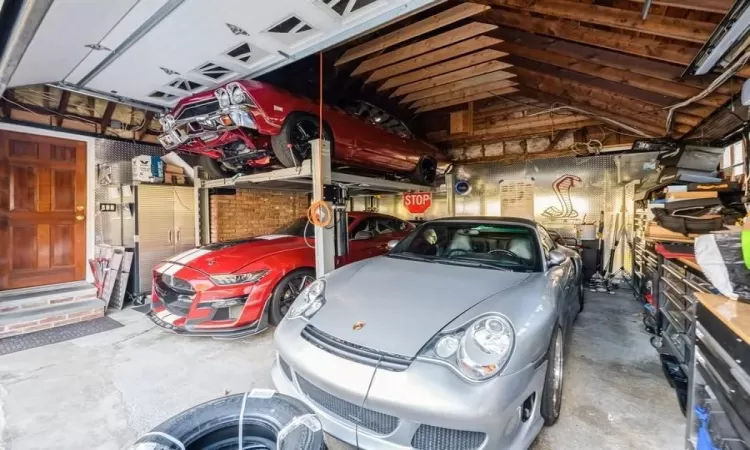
top-left (176, 99), bottom-right (220, 120)
top-left (296, 375), bottom-right (399, 435)
top-left (279, 356), bottom-right (294, 381)
top-left (154, 279), bottom-right (193, 317)
top-left (411, 425), bottom-right (486, 450)
top-left (301, 325), bottom-right (413, 371)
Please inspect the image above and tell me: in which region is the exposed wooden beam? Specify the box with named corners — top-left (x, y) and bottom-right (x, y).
top-left (99, 102), bottom-right (117, 131)
top-left (543, 129), bottom-right (567, 153)
top-left (409, 80), bottom-right (518, 109)
top-left (417, 88), bottom-right (519, 113)
top-left (401, 70), bottom-right (517, 103)
top-left (629, 0), bottom-right (733, 14)
top-left (336, 3), bottom-right (490, 66)
top-left (56, 91), bottom-right (71, 127)
top-left (137, 111), bottom-right (155, 141)
top-left (378, 49), bottom-right (507, 91)
top-left (351, 22), bottom-right (498, 75)
top-left (434, 118), bottom-right (601, 145)
top-left (483, 0), bottom-right (716, 43)
top-left (474, 113), bottom-right (593, 137)
top-left (365, 36), bottom-right (502, 83)
top-left (393, 60), bottom-right (513, 97)
top-left (488, 9), bottom-right (695, 65)
top-left (494, 41), bottom-right (730, 108)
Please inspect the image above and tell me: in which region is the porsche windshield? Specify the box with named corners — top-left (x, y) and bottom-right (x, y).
top-left (389, 222), bottom-right (542, 272)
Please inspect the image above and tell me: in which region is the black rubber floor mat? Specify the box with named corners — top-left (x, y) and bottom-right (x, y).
top-left (0, 316), bottom-right (123, 356)
top-left (132, 304), bottom-right (151, 314)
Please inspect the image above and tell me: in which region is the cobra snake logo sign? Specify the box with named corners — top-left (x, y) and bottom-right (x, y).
top-left (542, 175), bottom-right (582, 219)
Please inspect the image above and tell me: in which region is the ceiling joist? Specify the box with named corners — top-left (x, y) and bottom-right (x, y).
top-left (401, 70), bottom-right (517, 103)
top-left (409, 79), bottom-right (518, 109)
top-left (336, 2), bottom-right (490, 66)
top-left (629, 0), bottom-right (733, 14)
top-left (392, 60), bottom-right (513, 97)
top-left (416, 88), bottom-right (519, 113)
top-left (351, 22), bottom-right (498, 75)
top-left (433, 118), bottom-right (601, 145)
top-left (378, 49), bottom-right (508, 91)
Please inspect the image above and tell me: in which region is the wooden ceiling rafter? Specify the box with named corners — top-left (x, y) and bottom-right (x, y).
top-left (433, 118), bottom-right (602, 146)
top-left (629, 0), bottom-right (733, 14)
top-left (392, 60), bottom-right (513, 97)
top-left (99, 101), bottom-right (117, 131)
top-left (56, 91), bottom-right (71, 127)
top-left (336, 2), bottom-right (491, 66)
top-left (351, 22), bottom-right (498, 75)
top-left (400, 70), bottom-right (517, 103)
top-left (416, 88), bottom-right (519, 113)
top-left (408, 79), bottom-right (519, 109)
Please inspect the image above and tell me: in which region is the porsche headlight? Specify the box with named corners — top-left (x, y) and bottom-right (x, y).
top-left (227, 82), bottom-right (246, 104)
top-left (215, 88), bottom-right (230, 108)
top-left (210, 270), bottom-right (267, 285)
top-left (419, 314), bottom-right (514, 382)
top-left (287, 279), bottom-right (326, 320)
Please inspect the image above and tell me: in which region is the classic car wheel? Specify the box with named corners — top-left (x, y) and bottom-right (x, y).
top-left (270, 269), bottom-right (316, 325)
top-left (541, 327), bottom-right (564, 426)
top-left (410, 156), bottom-right (437, 185)
top-left (271, 113), bottom-right (331, 168)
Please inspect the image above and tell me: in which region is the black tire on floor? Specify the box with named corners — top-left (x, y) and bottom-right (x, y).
top-left (541, 327), bottom-right (564, 426)
top-left (271, 113), bottom-right (331, 168)
top-left (409, 156), bottom-right (438, 185)
top-left (131, 393), bottom-right (325, 449)
top-left (269, 268), bottom-right (316, 325)
top-left (199, 155), bottom-right (238, 179)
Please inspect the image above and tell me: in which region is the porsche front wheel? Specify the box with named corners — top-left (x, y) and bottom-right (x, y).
top-left (541, 327), bottom-right (564, 426)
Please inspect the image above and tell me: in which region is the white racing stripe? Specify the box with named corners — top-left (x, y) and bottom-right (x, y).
top-left (157, 249), bottom-right (213, 275)
top-left (255, 234), bottom-right (291, 240)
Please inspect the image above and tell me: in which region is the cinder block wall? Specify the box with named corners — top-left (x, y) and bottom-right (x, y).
top-left (210, 190), bottom-right (309, 242)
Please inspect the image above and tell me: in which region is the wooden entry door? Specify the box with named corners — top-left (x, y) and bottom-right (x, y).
top-left (0, 131), bottom-right (87, 291)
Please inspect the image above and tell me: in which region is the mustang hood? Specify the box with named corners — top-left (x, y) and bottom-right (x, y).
top-left (309, 257), bottom-right (532, 357)
top-left (161, 235), bottom-right (305, 274)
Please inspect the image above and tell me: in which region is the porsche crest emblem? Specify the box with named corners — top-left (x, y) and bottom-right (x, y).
top-left (352, 321), bottom-right (366, 331)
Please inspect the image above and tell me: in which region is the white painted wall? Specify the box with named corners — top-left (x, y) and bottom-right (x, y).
top-left (0, 123), bottom-right (96, 284)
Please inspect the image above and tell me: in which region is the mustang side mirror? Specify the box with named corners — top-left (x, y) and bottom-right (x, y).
top-left (354, 230), bottom-right (375, 240)
top-left (387, 239), bottom-right (399, 250)
top-left (548, 249), bottom-right (567, 267)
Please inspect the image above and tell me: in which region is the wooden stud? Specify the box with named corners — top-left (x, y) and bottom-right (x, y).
top-left (365, 36), bottom-right (502, 83)
top-left (409, 80), bottom-right (519, 109)
top-left (393, 60), bottom-right (513, 97)
top-left (336, 3), bottom-right (490, 66)
top-left (401, 71), bottom-right (517, 103)
top-left (378, 49), bottom-right (508, 91)
top-left (99, 102), bottom-right (117, 132)
top-left (56, 91), bottom-right (70, 127)
top-left (416, 88), bottom-right (519, 113)
top-left (543, 129), bottom-right (567, 153)
top-left (450, 110), bottom-right (471, 134)
top-left (137, 111), bottom-right (155, 141)
top-left (484, 0), bottom-right (715, 43)
top-left (468, 102), bottom-right (474, 136)
top-left (351, 22), bottom-right (498, 76)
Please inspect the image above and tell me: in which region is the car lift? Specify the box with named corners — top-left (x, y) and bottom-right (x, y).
top-left (197, 140), bottom-right (440, 278)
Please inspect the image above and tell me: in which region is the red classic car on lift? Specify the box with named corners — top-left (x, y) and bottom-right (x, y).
top-left (147, 212), bottom-right (413, 337)
top-left (157, 80), bottom-right (445, 184)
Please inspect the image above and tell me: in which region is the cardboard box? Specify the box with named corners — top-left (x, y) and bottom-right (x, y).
top-left (132, 155), bottom-right (164, 183)
top-left (164, 163), bottom-right (184, 174)
top-left (164, 173), bottom-right (187, 185)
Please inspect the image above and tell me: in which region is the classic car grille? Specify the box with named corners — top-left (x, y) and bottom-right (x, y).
top-left (301, 325), bottom-right (413, 372)
top-left (296, 375), bottom-right (399, 435)
top-left (411, 425), bottom-right (486, 450)
top-left (279, 356), bottom-right (294, 381)
top-left (176, 99), bottom-right (220, 120)
top-left (154, 278), bottom-right (194, 317)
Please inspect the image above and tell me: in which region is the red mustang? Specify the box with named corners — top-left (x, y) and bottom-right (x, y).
top-left (148, 212), bottom-right (413, 337)
top-left (157, 80), bottom-right (445, 184)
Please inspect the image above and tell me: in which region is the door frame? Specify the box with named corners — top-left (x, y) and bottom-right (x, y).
top-left (0, 123), bottom-right (96, 288)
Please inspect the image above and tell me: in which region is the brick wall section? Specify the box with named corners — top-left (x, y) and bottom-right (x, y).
top-left (0, 308), bottom-right (103, 339)
top-left (210, 190), bottom-right (309, 242)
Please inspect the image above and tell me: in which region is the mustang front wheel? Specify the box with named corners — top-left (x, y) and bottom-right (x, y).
top-left (269, 269), bottom-right (316, 325)
top-left (541, 327), bottom-right (564, 426)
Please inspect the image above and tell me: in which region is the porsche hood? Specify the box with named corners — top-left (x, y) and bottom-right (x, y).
top-left (308, 256), bottom-right (534, 358)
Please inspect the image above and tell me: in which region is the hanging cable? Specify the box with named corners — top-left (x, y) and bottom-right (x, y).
top-left (307, 200), bottom-right (332, 228)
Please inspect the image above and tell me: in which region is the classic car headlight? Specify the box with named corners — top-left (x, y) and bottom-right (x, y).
top-left (215, 88), bottom-right (230, 108)
top-left (159, 114), bottom-right (175, 130)
top-left (420, 314), bottom-right (515, 382)
top-left (227, 82), bottom-right (246, 104)
top-left (286, 279), bottom-right (326, 320)
top-left (210, 270), bottom-right (267, 286)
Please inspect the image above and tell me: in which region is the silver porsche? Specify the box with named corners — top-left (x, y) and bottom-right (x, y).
top-left (272, 217), bottom-right (584, 450)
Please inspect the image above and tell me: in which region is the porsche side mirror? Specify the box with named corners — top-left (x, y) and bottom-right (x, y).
top-left (548, 249), bottom-right (567, 267)
top-left (387, 239), bottom-right (399, 250)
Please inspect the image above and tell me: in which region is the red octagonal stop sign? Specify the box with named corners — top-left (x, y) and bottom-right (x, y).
top-left (403, 192), bottom-right (432, 214)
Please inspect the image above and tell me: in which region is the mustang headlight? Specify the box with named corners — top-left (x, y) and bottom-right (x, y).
top-left (419, 314), bottom-right (514, 382)
top-left (215, 88), bottom-right (230, 108)
top-left (210, 270), bottom-right (267, 286)
top-left (287, 279), bottom-right (326, 320)
top-left (227, 82), bottom-right (246, 104)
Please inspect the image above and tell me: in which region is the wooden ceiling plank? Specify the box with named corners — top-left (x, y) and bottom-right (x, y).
top-left (351, 22), bottom-right (498, 76)
top-left (378, 49), bottom-right (508, 91)
top-left (484, 0), bottom-right (715, 42)
top-left (56, 91), bottom-right (71, 127)
top-left (409, 80), bottom-right (519, 108)
top-left (401, 70), bottom-right (517, 103)
top-left (494, 41), bottom-right (730, 108)
top-left (629, 0), bottom-right (733, 14)
top-left (336, 3), bottom-right (490, 66)
top-left (365, 36), bottom-right (502, 83)
top-left (488, 9), bottom-right (694, 65)
top-left (99, 102), bottom-right (117, 130)
top-left (417, 88), bottom-right (519, 113)
top-left (433, 119), bottom-right (601, 144)
top-left (393, 60), bottom-right (513, 97)
top-left (473, 114), bottom-right (592, 136)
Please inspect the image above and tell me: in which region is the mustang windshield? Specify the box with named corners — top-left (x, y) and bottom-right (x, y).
top-left (390, 222), bottom-right (542, 272)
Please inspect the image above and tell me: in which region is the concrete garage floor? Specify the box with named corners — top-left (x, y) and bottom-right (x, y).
top-left (0, 290), bottom-right (684, 450)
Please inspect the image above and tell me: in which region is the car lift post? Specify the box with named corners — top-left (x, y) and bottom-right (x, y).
top-left (311, 139), bottom-right (335, 278)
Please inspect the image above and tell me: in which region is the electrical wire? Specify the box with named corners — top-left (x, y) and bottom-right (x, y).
top-left (307, 200), bottom-right (332, 228)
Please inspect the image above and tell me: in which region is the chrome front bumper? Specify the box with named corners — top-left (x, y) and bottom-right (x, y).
top-left (158, 105), bottom-right (257, 150)
top-left (272, 317), bottom-right (547, 450)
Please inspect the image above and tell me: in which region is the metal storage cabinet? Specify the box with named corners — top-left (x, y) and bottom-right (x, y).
top-left (132, 184), bottom-right (197, 294)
